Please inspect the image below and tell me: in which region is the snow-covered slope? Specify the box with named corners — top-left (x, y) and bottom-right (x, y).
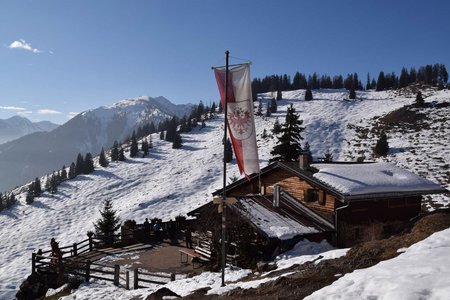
top-left (1, 89), bottom-right (449, 299)
top-left (0, 115), bottom-right (58, 144)
top-left (0, 96), bottom-right (193, 193)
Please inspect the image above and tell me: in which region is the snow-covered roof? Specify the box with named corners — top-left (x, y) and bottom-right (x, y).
top-left (236, 198), bottom-right (319, 240)
top-left (311, 162), bottom-right (446, 197)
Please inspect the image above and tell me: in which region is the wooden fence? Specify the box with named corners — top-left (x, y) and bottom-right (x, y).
top-left (31, 231), bottom-right (176, 290)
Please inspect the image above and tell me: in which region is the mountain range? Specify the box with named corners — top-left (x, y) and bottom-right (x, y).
top-left (0, 96), bottom-right (193, 192)
top-left (0, 116), bottom-right (58, 145)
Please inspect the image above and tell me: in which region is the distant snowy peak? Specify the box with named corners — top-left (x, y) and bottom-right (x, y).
top-left (0, 116), bottom-right (58, 144)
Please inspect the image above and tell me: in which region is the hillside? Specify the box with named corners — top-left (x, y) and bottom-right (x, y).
top-left (1, 88), bottom-right (449, 299)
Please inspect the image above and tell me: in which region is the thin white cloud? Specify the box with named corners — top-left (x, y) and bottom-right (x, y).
top-left (0, 106), bottom-right (26, 111)
top-left (8, 39), bottom-right (41, 53)
top-left (37, 109), bottom-right (62, 115)
top-left (17, 110), bottom-right (33, 116)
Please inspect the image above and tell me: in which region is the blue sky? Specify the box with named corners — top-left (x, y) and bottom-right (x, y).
top-left (1, 0), bottom-right (449, 124)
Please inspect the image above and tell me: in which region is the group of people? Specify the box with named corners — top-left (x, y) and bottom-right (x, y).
top-left (142, 218), bottom-right (193, 248)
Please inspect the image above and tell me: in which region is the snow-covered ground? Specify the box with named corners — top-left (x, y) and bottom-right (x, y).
top-left (1, 88), bottom-right (449, 299)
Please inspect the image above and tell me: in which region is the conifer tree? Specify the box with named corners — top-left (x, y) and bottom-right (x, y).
top-left (172, 132), bottom-right (182, 149)
top-left (118, 148), bottom-right (125, 161)
top-left (160, 131), bottom-right (165, 140)
top-left (305, 89), bottom-right (313, 101)
top-left (224, 138), bottom-right (233, 163)
top-left (349, 89), bottom-right (356, 99)
top-left (0, 194), bottom-right (3, 211)
top-left (68, 162), bottom-right (76, 179)
top-left (141, 138), bottom-right (149, 156)
top-left (148, 135), bottom-right (153, 148)
top-left (49, 172), bottom-right (58, 194)
top-left (93, 199), bottom-right (121, 245)
top-left (99, 148), bottom-right (108, 167)
top-left (75, 153), bottom-right (84, 175)
top-left (321, 149), bottom-right (334, 162)
top-left (415, 91), bottom-right (424, 107)
top-left (276, 89), bottom-right (282, 100)
top-left (261, 128), bottom-right (268, 139)
top-left (256, 100), bottom-right (263, 116)
top-left (374, 131), bottom-right (389, 157)
top-left (376, 72), bottom-right (385, 91)
top-left (129, 131), bottom-right (139, 157)
top-left (265, 102), bottom-right (271, 117)
top-left (272, 117), bottom-right (282, 134)
top-left (8, 193), bottom-right (16, 207)
top-left (270, 104), bottom-right (304, 162)
top-left (60, 165), bottom-right (68, 181)
top-left (211, 102), bottom-right (216, 114)
top-left (218, 101), bottom-right (223, 113)
top-left (111, 141), bottom-right (119, 162)
top-left (33, 177), bottom-right (42, 197)
top-left (26, 189), bottom-right (34, 205)
top-left (270, 98), bottom-right (277, 113)
top-left (84, 153), bottom-right (95, 174)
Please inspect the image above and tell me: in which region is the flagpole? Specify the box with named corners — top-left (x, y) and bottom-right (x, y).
top-left (221, 50), bottom-right (229, 287)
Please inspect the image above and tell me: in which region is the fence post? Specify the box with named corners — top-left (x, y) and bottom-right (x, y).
top-left (73, 243), bottom-right (78, 256)
top-left (114, 265), bottom-right (120, 286)
top-left (31, 253), bottom-right (36, 274)
top-left (88, 233), bottom-right (93, 251)
top-left (85, 260), bottom-right (91, 282)
top-left (170, 273), bottom-right (175, 281)
top-left (126, 271), bottom-right (130, 290)
top-left (134, 268), bottom-right (139, 289)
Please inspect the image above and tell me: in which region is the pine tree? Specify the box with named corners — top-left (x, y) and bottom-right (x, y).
top-left (261, 128), bottom-right (268, 139)
top-left (129, 131), bottom-right (139, 157)
top-left (374, 131), bottom-right (389, 157)
top-left (305, 89), bottom-right (313, 101)
top-left (172, 132), bottom-right (182, 149)
top-left (321, 149), bottom-right (333, 162)
top-left (84, 153), bottom-right (95, 174)
top-left (68, 162), bottom-right (76, 179)
top-left (272, 118), bottom-right (282, 134)
top-left (265, 102), bottom-right (271, 117)
top-left (75, 153), bottom-right (84, 175)
top-left (50, 173), bottom-right (58, 194)
top-left (376, 72), bottom-right (385, 91)
top-left (60, 165), bottom-right (68, 181)
top-left (160, 131), bottom-right (165, 140)
top-left (141, 138), bottom-right (149, 156)
top-left (99, 148), bottom-right (108, 167)
top-left (211, 102), bottom-right (216, 114)
top-left (33, 177), bottom-right (42, 197)
top-left (7, 193), bottom-right (16, 207)
top-left (276, 89), bottom-right (282, 100)
top-left (270, 104), bottom-right (305, 162)
top-left (25, 189), bottom-right (34, 205)
top-left (256, 100), bottom-right (263, 116)
top-left (349, 89), bottom-right (356, 99)
top-left (415, 91), bottom-right (425, 107)
top-left (118, 148), bottom-right (125, 161)
top-left (93, 199), bottom-right (121, 245)
top-left (218, 101), bottom-right (223, 113)
top-left (148, 135), bottom-right (153, 148)
top-left (270, 98), bottom-right (277, 113)
top-left (224, 138), bottom-right (233, 163)
top-left (111, 140), bottom-right (119, 162)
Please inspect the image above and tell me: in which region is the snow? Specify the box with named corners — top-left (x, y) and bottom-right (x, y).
top-left (0, 88), bottom-right (449, 299)
top-left (238, 198), bottom-right (318, 239)
top-left (311, 162), bottom-right (445, 196)
top-left (305, 228), bottom-right (450, 300)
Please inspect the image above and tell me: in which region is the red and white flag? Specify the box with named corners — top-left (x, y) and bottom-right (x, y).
top-left (214, 63), bottom-right (260, 177)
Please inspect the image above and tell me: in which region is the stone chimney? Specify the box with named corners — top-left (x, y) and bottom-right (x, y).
top-left (299, 154), bottom-right (309, 170)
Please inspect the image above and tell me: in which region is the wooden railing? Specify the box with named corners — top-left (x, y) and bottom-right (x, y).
top-left (31, 231), bottom-right (177, 290)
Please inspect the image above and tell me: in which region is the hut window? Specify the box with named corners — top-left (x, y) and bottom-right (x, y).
top-left (318, 191), bottom-right (325, 205)
top-left (306, 189), bottom-right (321, 203)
